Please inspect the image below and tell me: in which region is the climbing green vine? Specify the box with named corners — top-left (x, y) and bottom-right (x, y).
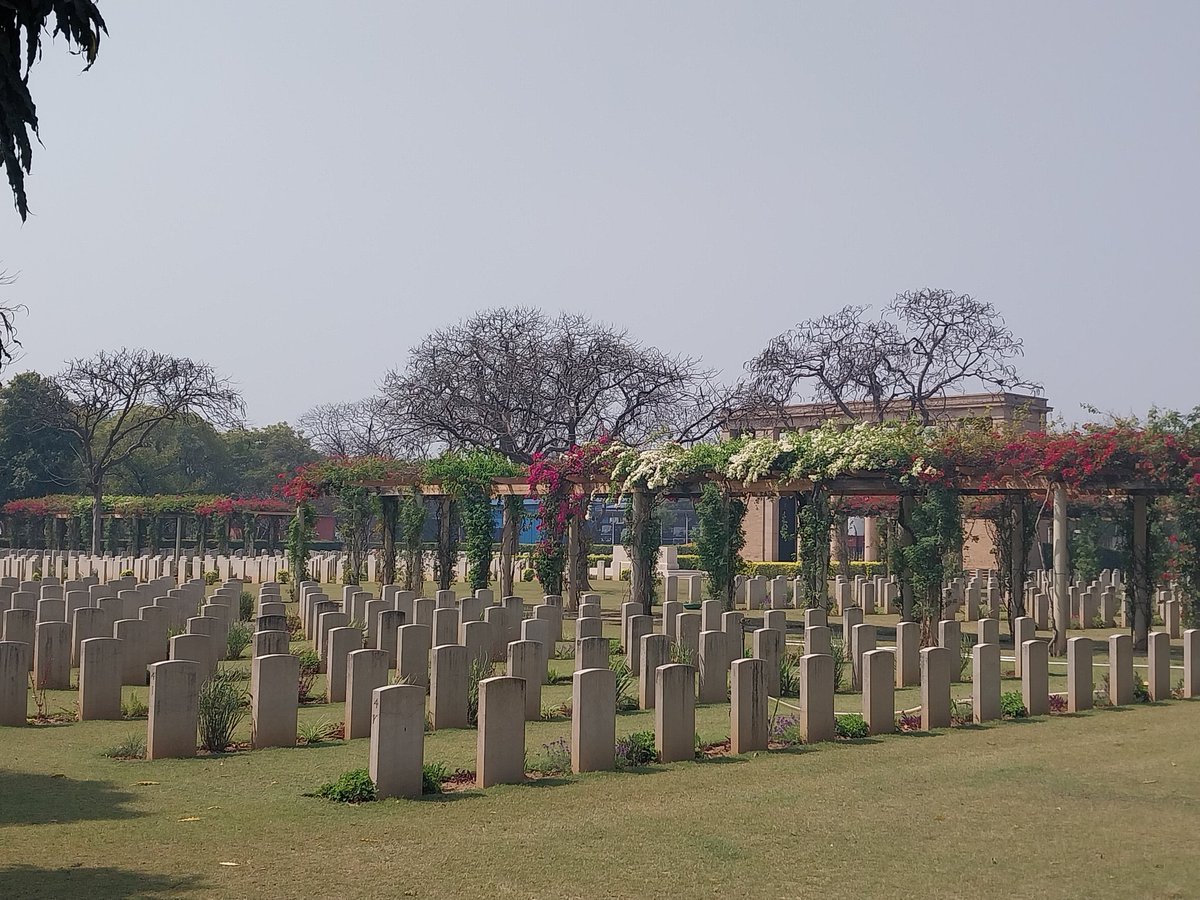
top-left (796, 487), bottom-right (833, 609)
top-left (426, 450), bottom-right (521, 591)
top-left (695, 483), bottom-right (746, 610)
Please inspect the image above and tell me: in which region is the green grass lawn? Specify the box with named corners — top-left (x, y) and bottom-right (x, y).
top-left (2, 582), bottom-right (1197, 898)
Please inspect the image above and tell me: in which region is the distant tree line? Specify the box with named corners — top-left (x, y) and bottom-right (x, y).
top-left (0, 371), bottom-right (317, 503)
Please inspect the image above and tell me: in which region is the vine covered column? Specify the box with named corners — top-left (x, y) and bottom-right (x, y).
top-left (629, 488), bottom-right (654, 616)
top-left (897, 494), bottom-right (915, 621)
top-left (287, 502), bottom-right (313, 598)
top-left (797, 487), bottom-right (832, 610)
top-left (1129, 493), bottom-right (1152, 651)
top-left (436, 496), bottom-right (457, 592)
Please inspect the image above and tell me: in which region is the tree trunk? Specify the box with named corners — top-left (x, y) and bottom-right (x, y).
top-left (499, 497), bottom-right (519, 598)
top-left (566, 517), bottom-right (582, 612)
top-left (630, 489), bottom-right (653, 617)
top-left (90, 486), bottom-right (103, 556)
top-left (379, 496), bottom-right (397, 587)
top-left (575, 511), bottom-right (593, 592)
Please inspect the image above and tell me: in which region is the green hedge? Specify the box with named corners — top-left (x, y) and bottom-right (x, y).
top-left (671, 558), bottom-right (887, 578)
top-left (741, 561), bottom-right (888, 578)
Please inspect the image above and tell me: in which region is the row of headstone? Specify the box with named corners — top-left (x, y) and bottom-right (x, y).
top-left (0, 551), bottom-right (290, 585)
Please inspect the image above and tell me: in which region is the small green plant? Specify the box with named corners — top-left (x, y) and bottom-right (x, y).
top-left (102, 734), bottom-right (146, 759)
top-left (121, 692), bottom-right (149, 719)
top-left (1090, 615), bottom-right (1105, 629)
top-left (204, 570), bottom-right (220, 586)
top-left (669, 642), bottom-right (695, 667)
top-left (278, 569), bottom-right (290, 584)
top-left (292, 648), bottom-right (320, 701)
top-left (770, 714), bottom-right (801, 745)
top-left (119, 568), bottom-right (134, 578)
top-left (950, 698), bottom-right (972, 725)
top-left (422, 761), bottom-right (449, 794)
top-left (546, 666), bottom-right (571, 685)
top-left (1000, 690), bottom-right (1027, 718)
top-left (525, 737), bottom-right (571, 775)
top-left (297, 719), bottom-right (340, 744)
top-left (614, 730), bottom-right (656, 768)
top-left (467, 657), bottom-right (495, 726)
top-left (959, 634), bottom-right (973, 681)
top-left (198, 669), bottom-right (248, 752)
top-left (551, 642), bottom-right (575, 660)
top-left (239, 591), bottom-right (255, 622)
top-left (1133, 672), bottom-right (1150, 703)
top-left (610, 658), bottom-right (638, 711)
top-left (778, 653), bottom-right (800, 698)
top-left (835, 713), bottom-right (870, 739)
top-left (830, 637), bottom-right (847, 693)
top-left (540, 701), bottom-right (572, 720)
top-left (225, 622), bottom-right (253, 660)
top-left (313, 768), bottom-right (377, 803)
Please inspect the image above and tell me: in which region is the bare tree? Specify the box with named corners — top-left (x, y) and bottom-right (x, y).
top-left (743, 289), bottom-right (1039, 424)
top-left (743, 305), bottom-right (904, 423)
top-left (383, 307), bottom-right (727, 463)
top-left (1, 2), bottom-right (106, 220)
top-left (43, 349), bottom-right (244, 553)
top-left (298, 397), bottom-right (423, 459)
top-left (889, 288), bottom-right (1034, 423)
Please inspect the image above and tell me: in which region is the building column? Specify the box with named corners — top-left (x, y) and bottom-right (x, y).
top-left (863, 516), bottom-right (879, 563)
top-left (1051, 484), bottom-right (1069, 656)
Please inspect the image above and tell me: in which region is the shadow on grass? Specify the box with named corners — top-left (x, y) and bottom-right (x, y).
top-left (518, 777), bottom-right (573, 788)
top-left (768, 745), bottom-right (813, 756)
top-left (616, 765), bottom-right (667, 776)
top-left (0, 770), bottom-right (143, 826)
top-left (0, 865), bottom-right (202, 899)
top-left (692, 755), bottom-right (744, 766)
top-left (413, 791), bottom-right (480, 803)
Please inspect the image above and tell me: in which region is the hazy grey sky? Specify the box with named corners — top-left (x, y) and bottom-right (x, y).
top-left (1, 2), bottom-right (1196, 427)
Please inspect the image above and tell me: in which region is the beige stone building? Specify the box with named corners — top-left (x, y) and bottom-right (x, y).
top-left (723, 392), bottom-right (1051, 568)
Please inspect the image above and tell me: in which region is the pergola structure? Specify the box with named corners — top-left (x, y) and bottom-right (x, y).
top-left (354, 468), bottom-right (1172, 653)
